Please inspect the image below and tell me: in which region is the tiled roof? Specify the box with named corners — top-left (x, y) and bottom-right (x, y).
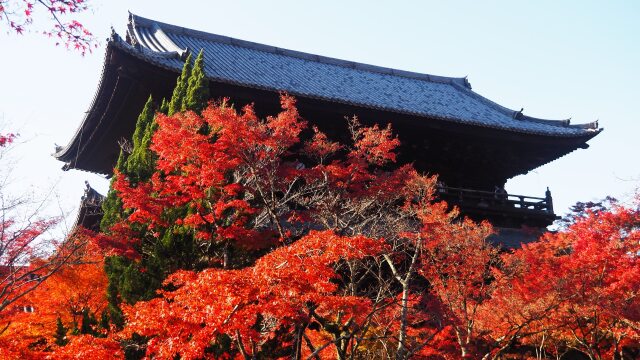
top-left (114, 13), bottom-right (600, 138)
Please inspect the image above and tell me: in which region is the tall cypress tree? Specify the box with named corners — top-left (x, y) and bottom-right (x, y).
top-left (80, 308), bottom-right (98, 335)
top-left (126, 95), bottom-right (156, 182)
top-left (102, 97), bottom-right (159, 329)
top-left (98, 309), bottom-right (110, 333)
top-left (54, 317), bottom-right (68, 346)
top-left (159, 97), bottom-right (169, 115)
top-left (183, 50), bottom-right (210, 113)
top-left (101, 49), bottom-right (212, 335)
top-left (100, 149), bottom-right (127, 233)
top-left (168, 52), bottom-right (193, 116)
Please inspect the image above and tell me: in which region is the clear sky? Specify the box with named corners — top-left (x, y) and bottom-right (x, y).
top-left (0, 0), bottom-right (638, 230)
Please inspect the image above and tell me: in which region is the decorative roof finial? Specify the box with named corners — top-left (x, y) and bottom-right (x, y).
top-left (108, 27), bottom-right (121, 43)
top-left (513, 108), bottom-right (524, 120)
top-left (463, 75), bottom-right (472, 89)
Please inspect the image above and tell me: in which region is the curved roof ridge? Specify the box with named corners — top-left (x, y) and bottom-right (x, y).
top-left (449, 81), bottom-right (600, 130)
top-left (128, 13), bottom-right (471, 89)
top-left (520, 114), bottom-right (570, 125)
top-left (518, 114), bottom-right (597, 130)
top-left (112, 12), bottom-right (602, 138)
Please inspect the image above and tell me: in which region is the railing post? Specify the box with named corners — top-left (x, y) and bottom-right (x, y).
top-left (545, 187), bottom-right (554, 214)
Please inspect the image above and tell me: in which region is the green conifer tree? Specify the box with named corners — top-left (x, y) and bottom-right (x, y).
top-left (126, 95), bottom-right (156, 182)
top-left (100, 49), bottom-right (214, 340)
top-left (70, 320), bottom-right (79, 336)
top-left (159, 97), bottom-right (169, 115)
top-left (102, 97), bottom-right (164, 331)
top-left (104, 257), bottom-right (125, 329)
top-left (168, 52), bottom-right (193, 116)
top-left (98, 310), bottom-right (110, 333)
top-left (54, 317), bottom-right (68, 346)
top-left (183, 50), bottom-right (210, 113)
top-left (100, 149), bottom-right (127, 233)
top-left (80, 308), bottom-right (98, 335)
top-left (101, 150), bottom-right (132, 329)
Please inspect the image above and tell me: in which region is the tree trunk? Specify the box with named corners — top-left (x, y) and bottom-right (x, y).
top-left (396, 284), bottom-right (410, 359)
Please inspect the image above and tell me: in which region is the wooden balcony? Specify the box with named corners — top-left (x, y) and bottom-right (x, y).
top-left (436, 186), bottom-right (558, 228)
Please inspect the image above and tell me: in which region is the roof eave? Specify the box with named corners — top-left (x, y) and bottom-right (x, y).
top-left (125, 14), bottom-right (602, 138)
top-left (54, 43), bottom-right (119, 163)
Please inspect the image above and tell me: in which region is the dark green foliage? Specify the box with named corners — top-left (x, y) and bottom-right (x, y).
top-left (54, 317), bottom-right (68, 346)
top-left (102, 99), bottom-right (164, 329)
top-left (98, 310), bottom-right (110, 333)
top-left (105, 256), bottom-right (163, 306)
top-left (100, 48), bottom-right (214, 344)
top-left (204, 334), bottom-right (235, 358)
top-left (70, 320), bottom-right (79, 336)
top-left (183, 50), bottom-right (210, 113)
top-left (168, 52), bottom-right (193, 116)
top-left (122, 333), bottom-right (148, 360)
top-left (104, 255), bottom-right (159, 331)
top-left (159, 97), bottom-right (169, 115)
top-left (102, 231), bottom-right (203, 333)
top-left (126, 96), bottom-right (157, 182)
top-left (130, 96), bottom-right (153, 152)
top-left (80, 308), bottom-right (98, 335)
top-left (104, 259), bottom-right (125, 330)
top-left (100, 150), bottom-right (127, 233)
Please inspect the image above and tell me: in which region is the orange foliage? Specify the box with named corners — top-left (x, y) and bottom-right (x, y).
top-left (0, 241), bottom-right (108, 356)
top-left (5, 97), bottom-right (638, 359)
top-left (48, 335), bottom-right (123, 359)
top-left (123, 231), bottom-right (384, 359)
top-left (480, 203), bottom-right (640, 359)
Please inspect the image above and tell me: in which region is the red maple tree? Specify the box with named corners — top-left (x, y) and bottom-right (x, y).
top-left (478, 200), bottom-right (640, 359)
top-left (5, 96), bottom-right (638, 359)
top-left (0, 0), bottom-right (95, 54)
top-left (0, 133), bottom-right (92, 357)
top-left (68, 96), bottom-right (479, 358)
top-left (0, 241), bottom-right (108, 357)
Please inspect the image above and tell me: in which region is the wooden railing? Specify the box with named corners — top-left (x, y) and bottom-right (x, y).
top-left (436, 186), bottom-right (554, 214)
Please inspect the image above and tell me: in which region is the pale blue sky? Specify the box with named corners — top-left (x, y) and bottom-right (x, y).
top-left (0, 1), bottom-right (638, 229)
